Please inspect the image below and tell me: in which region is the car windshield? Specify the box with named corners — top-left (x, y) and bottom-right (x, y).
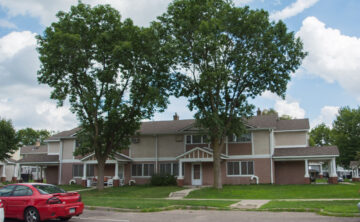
top-left (33, 184), bottom-right (66, 194)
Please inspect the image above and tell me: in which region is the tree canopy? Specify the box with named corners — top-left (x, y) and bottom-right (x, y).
top-left (159, 0), bottom-right (306, 188)
top-left (261, 108), bottom-right (293, 120)
top-left (16, 128), bottom-right (52, 146)
top-left (309, 123), bottom-right (333, 147)
top-left (332, 106), bottom-right (360, 167)
top-left (0, 118), bottom-right (19, 160)
top-left (37, 3), bottom-right (174, 190)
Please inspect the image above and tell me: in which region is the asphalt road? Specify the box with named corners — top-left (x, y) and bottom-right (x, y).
top-left (4, 209), bottom-right (360, 222)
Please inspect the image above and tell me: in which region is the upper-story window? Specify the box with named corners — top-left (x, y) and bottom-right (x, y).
top-left (228, 133), bottom-right (251, 143)
top-left (186, 135), bottom-right (208, 144)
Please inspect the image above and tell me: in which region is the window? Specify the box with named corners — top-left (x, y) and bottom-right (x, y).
top-left (13, 185), bottom-right (33, 196)
top-left (227, 161), bottom-right (254, 176)
top-left (0, 185), bottom-right (15, 197)
top-left (228, 133), bottom-right (251, 143)
top-left (72, 164), bottom-right (95, 177)
top-left (33, 184), bottom-right (66, 194)
top-left (132, 163), bottom-right (154, 177)
top-left (159, 163), bottom-right (181, 176)
top-left (185, 135), bottom-right (208, 144)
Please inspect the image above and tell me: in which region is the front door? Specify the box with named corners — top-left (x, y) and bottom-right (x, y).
top-left (192, 163), bottom-right (202, 186)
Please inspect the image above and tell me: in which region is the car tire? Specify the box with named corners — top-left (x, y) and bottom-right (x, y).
top-left (24, 207), bottom-right (40, 222)
top-left (60, 216), bottom-right (72, 221)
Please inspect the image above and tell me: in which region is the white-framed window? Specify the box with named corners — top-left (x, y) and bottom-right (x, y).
top-left (159, 163), bottom-right (184, 176)
top-left (228, 133), bottom-right (251, 143)
top-left (186, 135), bottom-right (208, 144)
top-left (131, 163), bottom-right (155, 177)
top-left (227, 161), bottom-right (254, 176)
top-left (72, 164), bottom-right (94, 177)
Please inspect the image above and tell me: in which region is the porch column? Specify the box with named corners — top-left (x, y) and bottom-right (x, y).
top-left (319, 163), bottom-right (323, 178)
top-left (40, 166), bottom-right (43, 182)
top-left (177, 160), bottom-right (184, 187)
top-left (304, 159), bottom-right (310, 184)
top-left (1, 164), bottom-right (6, 182)
top-left (36, 166), bottom-right (40, 181)
top-left (113, 162), bottom-right (120, 187)
top-left (13, 163), bottom-right (20, 182)
top-left (82, 163), bottom-right (87, 187)
top-left (328, 158), bottom-right (338, 184)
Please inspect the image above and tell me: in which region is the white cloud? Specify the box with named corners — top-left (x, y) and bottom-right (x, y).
top-left (0, 0), bottom-right (171, 26)
top-left (270, 0), bottom-right (319, 21)
top-left (0, 19), bottom-right (17, 29)
top-left (260, 91), bottom-right (306, 119)
top-left (311, 106), bottom-right (339, 128)
top-left (274, 100), bottom-right (306, 119)
top-left (297, 16), bottom-right (360, 100)
top-left (0, 31), bottom-right (77, 131)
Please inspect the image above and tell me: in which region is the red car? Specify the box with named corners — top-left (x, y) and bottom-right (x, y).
top-left (0, 183), bottom-right (84, 222)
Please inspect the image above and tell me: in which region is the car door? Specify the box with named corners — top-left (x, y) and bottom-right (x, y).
top-left (0, 185), bottom-right (16, 218)
top-left (6, 185), bottom-right (33, 219)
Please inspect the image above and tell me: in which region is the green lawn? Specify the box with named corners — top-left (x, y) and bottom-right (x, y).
top-left (80, 185), bottom-right (235, 211)
top-left (59, 184), bottom-right (86, 191)
top-left (187, 184), bottom-right (360, 199)
top-left (260, 200), bottom-right (360, 217)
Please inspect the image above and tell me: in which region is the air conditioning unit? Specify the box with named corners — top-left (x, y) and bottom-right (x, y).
top-left (131, 137), bottom-right (140, 143)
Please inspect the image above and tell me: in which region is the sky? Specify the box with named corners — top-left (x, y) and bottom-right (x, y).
top-left (0, 0), bottom-right (359, 131)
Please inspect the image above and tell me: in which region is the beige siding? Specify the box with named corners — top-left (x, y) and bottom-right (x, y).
top-left (62, 139), bottom-right (75, 160)
top-left (158, 135), bottom-right (184, 158)
top-left (275, 131), bottom-right (307, 147)
top-left (48, 142), bottom-right (60, 154)
top-left (253, 131), bottom-right (270, 155)
top-left (130, 136), bottom-right (156, 158)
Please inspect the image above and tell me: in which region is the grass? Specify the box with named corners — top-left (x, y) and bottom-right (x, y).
top-left (260, 200), bottom-right (360, 217)
top-left (79, 185), bottom-right (235, 211)
top-left (315, 178), bottom-right (328, 183)
top-left (59, 184), bottom-right (86, 191)
top-left (187, 184), bottom-right (360, 199)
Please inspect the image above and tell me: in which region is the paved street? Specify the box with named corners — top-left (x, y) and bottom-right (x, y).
top-left (6, 209), bottom-right (358, 222)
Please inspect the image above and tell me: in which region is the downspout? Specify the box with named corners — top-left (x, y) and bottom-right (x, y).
top-left (269, 129), bottom-right (274, 184)
top-left (251, 175), bottom-right (259, 184)
top-left (155, 135), bottom-right (158, 173)
top-left (58, 140), bottom-right (63, 185)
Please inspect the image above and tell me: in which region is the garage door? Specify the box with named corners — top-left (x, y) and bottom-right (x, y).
top-left (275, 161), bottom-right (305, 185)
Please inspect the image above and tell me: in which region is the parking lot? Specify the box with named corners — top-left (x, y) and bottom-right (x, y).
top-left (5, 209), bottom-right (359, 222)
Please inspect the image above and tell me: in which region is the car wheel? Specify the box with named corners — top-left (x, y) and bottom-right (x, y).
top-left (24, 207), bottom-right (40, 222)
top-left (60, 216), bottom-right (72, 221)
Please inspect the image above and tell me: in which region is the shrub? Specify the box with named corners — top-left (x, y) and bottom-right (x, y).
top-left (150, 174), bottom-right (177, 186)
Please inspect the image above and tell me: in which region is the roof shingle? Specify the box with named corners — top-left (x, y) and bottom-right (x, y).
top-left (273, 146), bottom-right (339, 157)
top-left (17, 154), bottom-right (59, 164)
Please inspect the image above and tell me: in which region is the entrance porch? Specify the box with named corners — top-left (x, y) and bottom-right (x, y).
top-left (176, 147), bottom-right (229, 186)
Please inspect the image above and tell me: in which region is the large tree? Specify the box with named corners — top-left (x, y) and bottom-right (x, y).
top-left (309, 123), bottom-right (333, 147)
top-left (17, 128), bottom-right (52, 146)
top-left (332, 107), bottom-right (360, 167)
top-left (0, 118), bottom-right (19, 160)
top-left (37, 3), bottom-right (174, 190)
top-left (159, 0), bottom-right (306, 188)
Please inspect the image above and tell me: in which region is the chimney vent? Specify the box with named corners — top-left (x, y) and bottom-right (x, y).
top-left (257, 108), bottom-right (261, 116)
top-left (35, 140), bottom-right (41, 147)
top-left (173, 113), bottom-right (179, 121)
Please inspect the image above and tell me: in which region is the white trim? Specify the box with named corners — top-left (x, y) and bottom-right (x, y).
top-left (273, 155), bottom-right (339, 159)
top-left (273, 129), bottom-right (309, 132)
top-left (44, 139), bottom-right (60, 142)
top-left (176, 147), bottom-right (213, 159)
top-left (155, 135), bottom-right (158, 173)
top-left (228, 154), bottom-right (271, 159)
top-left (275, 145), bottom-right (307, 148)
top-left (62, 159), bottom-right (82, 163)
top-left (19, 162), bottom-right (59, 165)
top-left (131, 157), bottom-right (177, 161)
top-left (73, 140), bottom-right (76, 160)
top-left (48, 153), bottom-right (59, 155)
top-left (58, 140), bottom-right (63, 185)
top-left (191, 163), bottom-right (202, 186)
top-left (269, 129), bottom-right (274, 184)
top-left (226, 160), bottom-right (255, 177)
top-left (180, 158), bottom-right (213, 162)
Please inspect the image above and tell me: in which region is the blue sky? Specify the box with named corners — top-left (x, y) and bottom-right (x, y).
top-left (0, 0), bottom-right (359, 131)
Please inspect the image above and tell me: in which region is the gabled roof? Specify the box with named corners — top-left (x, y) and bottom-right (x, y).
top-left (45, 127), bottom-right (81, 141)
top-left (273, 146), bottom-right (339, 158)
top-left (47, 115), bottom-right (310, 138)
top-left (176, 147), bottom-right (229, 160)
top-left (17, 154), bottom-right (59, 164)
top-left (20, 145), bottom-right (47, 154)
top-left (350, 161), bottom-right (360, 168)
top-left (80, 152), bottom-right (132, 162)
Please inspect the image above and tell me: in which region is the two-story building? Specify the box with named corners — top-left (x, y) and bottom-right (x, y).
top-left (14, 113), bottom-right (340, 186)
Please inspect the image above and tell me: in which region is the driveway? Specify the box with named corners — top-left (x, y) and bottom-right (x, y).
top-left (6, 209), bottom-right (357, 222)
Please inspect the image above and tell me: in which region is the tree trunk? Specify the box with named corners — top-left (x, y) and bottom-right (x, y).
top-left (97, 159), bottom-right (105, 191)
top-left (212, 140), bottom-right (223, 189)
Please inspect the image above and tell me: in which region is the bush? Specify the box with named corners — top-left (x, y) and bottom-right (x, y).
top-left (150, 174), bottom-right (177, 186)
